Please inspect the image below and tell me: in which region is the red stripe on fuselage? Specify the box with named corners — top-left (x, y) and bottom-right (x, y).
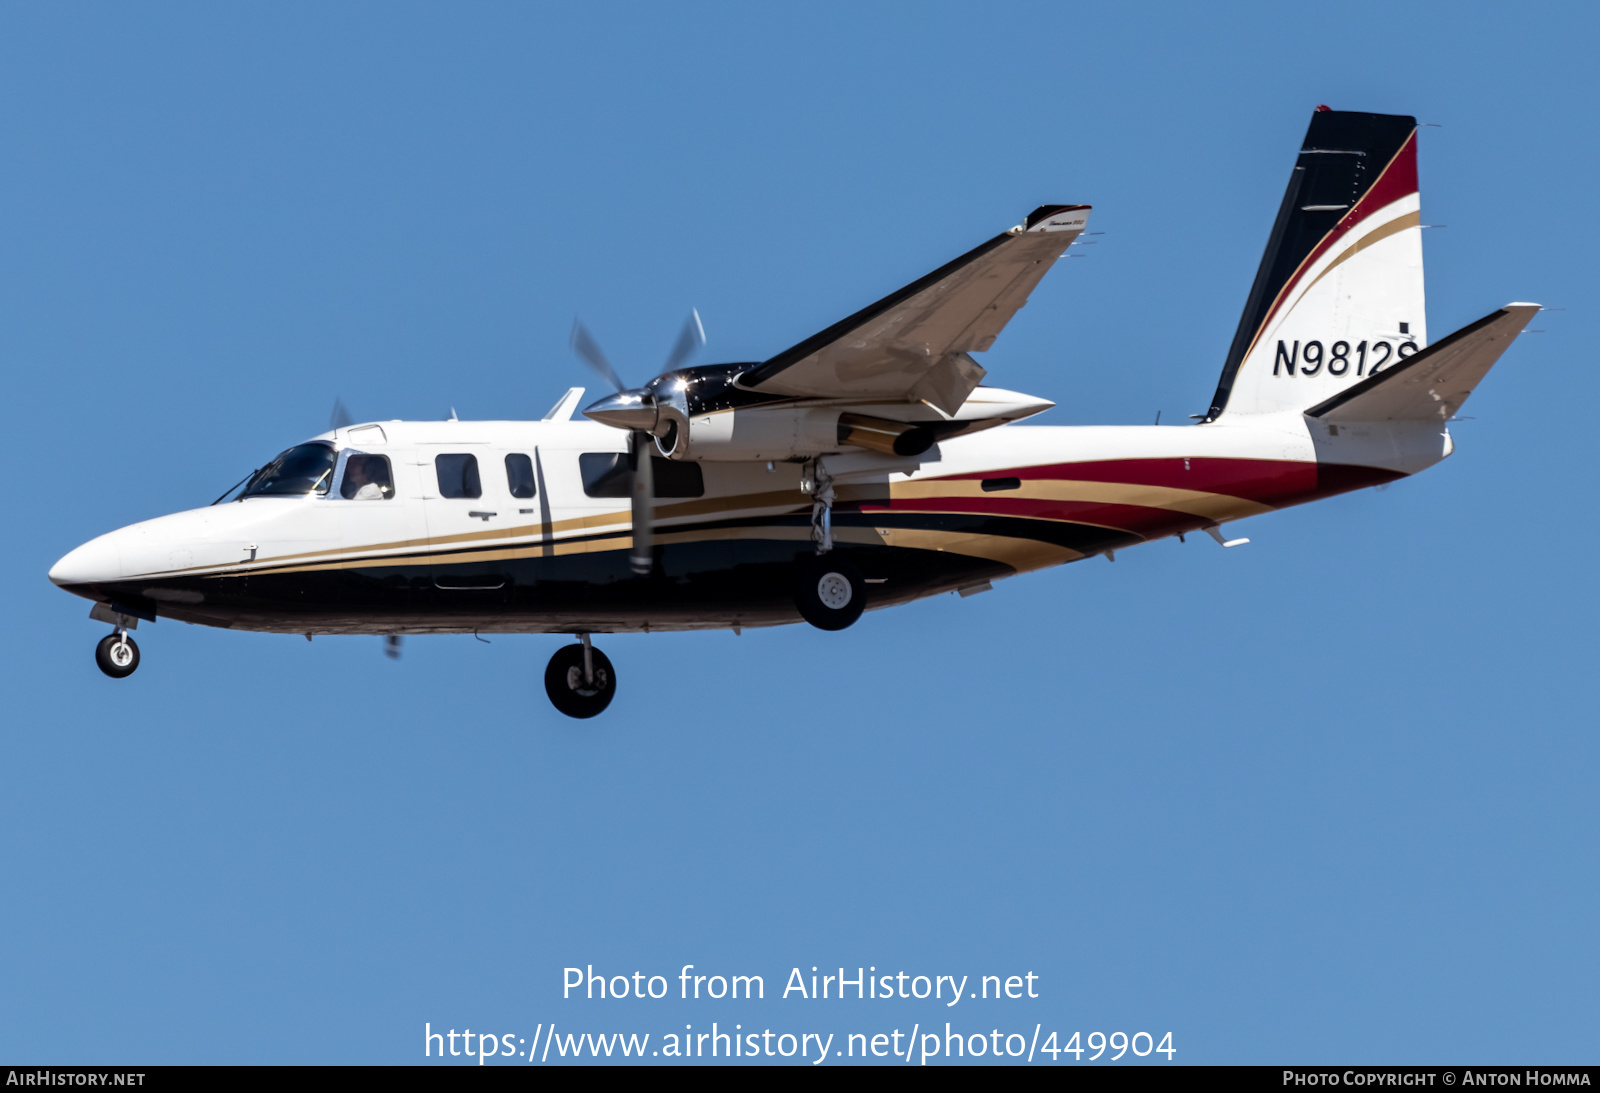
top-left (1016, 457), bottom-right (1317, 505)
top-left (927, 458), bottom-right (1403, 514)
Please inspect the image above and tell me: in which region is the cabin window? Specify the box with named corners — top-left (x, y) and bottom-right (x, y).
top-left (339, 454), bottom-right (393, 500)
top-left (505, 453), bottom-right (536, 499)
top-left (981, 477), bottom-right (1022, 492)
top-left (241, 443), bottom-right (337, 498)
top-left (435, 453), bottom-right (483, 499)
top-left (579, 452), bottom-right (704, 498)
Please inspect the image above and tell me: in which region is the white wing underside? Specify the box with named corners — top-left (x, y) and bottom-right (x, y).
top-left (741, 206), bottom-right (1090, 414)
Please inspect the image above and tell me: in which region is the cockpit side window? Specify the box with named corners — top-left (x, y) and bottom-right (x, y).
top-left (435, 453), bottom-right (482, 499)
top-left (505, 453), bottom-right (536, 499)
top-left (340, 454), bottom-right (394, 500)
top-left (241, 443), bottom-right (337, 498)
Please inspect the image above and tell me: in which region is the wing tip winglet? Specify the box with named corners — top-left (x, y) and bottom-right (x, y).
top-left (1023, 204), bottom-right (1092, 232)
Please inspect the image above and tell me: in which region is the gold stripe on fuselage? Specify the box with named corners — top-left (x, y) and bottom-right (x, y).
top-left (887, 477), bottom-right (1274, 522)
top-left (245, 521), bottom-right (1084, 579)
top-left (235, 488), bottom-right (816, 570)
top-left (144, 475), bottom-right (1262, 581)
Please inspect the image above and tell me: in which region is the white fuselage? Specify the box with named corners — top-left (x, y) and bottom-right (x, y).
top-left (48, 410), bottom-right (1450, 635)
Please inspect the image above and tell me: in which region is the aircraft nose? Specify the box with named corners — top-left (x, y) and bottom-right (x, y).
top-left (49, 533), bottom-right (124, 587)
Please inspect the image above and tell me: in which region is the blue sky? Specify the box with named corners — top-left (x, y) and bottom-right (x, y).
top-left (2, 1), bottom-right (1595, 1065)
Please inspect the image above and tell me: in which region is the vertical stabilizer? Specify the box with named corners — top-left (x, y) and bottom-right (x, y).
top-left (1207, 109), bottom-right (1425, 420)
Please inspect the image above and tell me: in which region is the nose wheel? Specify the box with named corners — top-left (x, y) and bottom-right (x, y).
top-left (544, 635), bottom-right (616, 719)
top-left (95, 632), bottom-right (140, 679)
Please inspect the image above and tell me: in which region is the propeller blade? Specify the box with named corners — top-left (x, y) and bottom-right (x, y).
top-left (570, 319), bottom-right (626, 392)
top-left (384, 634), bottom-right (402, 660)
top-left (628, 431), bottom-right (654, 575)
top-left (660, 308), bottom-right (706, 375)
top-left (330, 398), bottom-right (354, 430)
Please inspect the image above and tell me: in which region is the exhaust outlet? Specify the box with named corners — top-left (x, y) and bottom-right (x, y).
top-left (837, 413), bottom-right (935, 457)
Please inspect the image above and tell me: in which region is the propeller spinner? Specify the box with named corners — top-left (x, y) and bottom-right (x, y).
top-left (570, 311), bottom-right (704, 574)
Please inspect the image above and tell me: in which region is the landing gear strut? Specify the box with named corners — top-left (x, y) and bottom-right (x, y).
top-left (797, 461), bottom-right (865, 630)
top-left (95, 631), bottom-right (140, 679)
top-left (804, 462), bottom-right (835, 554)
top-left (544, 633), bottom-right (616, 719)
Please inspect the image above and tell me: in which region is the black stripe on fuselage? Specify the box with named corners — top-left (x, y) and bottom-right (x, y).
top-left (67, 512), bottom-right (1139, 634)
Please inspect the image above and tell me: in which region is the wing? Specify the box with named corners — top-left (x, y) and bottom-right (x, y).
top-left (739, 204), bottom-right (1091, 414)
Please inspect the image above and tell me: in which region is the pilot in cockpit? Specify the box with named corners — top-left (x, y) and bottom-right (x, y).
top-left (340, 455), bottom-right (391, 500)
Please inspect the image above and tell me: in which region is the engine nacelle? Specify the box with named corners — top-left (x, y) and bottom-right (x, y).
top-left (663, 403), bottom-right (842, 462)
top-left (626, 363), bottom-right (824, 462)
top-left (583, 362), bottom-right (1053, 463)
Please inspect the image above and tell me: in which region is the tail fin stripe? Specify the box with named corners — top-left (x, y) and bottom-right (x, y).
top-left (1236, 129), bottom-right (1419, 369)
top-left (1293, 209), bottom-right (1421, 306)
top-left (1208, 110), bottom-right (1421, 420)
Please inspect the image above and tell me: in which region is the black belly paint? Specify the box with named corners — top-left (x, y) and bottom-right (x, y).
top-left (59, 512), bottom-right (1143, 635)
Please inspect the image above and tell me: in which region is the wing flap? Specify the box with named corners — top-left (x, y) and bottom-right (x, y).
top-left (1307, 304), bottom-right (1538, 422)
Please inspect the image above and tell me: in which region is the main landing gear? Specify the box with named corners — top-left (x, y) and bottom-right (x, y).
top-left (794, 553), bottom-right (866, 631)
top-left (795, 461), bottom-right (866, 631)
top-left (544, 634), bottom-right (616, 719)
top-left (95, 631), bottom-right (140, 679)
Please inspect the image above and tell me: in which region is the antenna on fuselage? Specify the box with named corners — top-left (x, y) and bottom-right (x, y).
top-left (330, 398), bottom-right (354, 430)
top-left (543, 387), bottom-right (587, 421)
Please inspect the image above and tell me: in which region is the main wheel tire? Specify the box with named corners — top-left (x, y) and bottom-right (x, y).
top-left (794, 553), bottom-right (867, 631)
top-left (543, 643), bottom-right (616, 719)
top-left (95, 634), bottom-right (140, 679)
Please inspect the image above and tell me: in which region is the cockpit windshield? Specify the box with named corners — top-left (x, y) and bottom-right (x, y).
top-left (240, 443), bottom-right (337, 498)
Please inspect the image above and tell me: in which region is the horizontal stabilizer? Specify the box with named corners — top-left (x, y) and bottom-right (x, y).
top-left (1306, 304), bottom-right (1538, 422)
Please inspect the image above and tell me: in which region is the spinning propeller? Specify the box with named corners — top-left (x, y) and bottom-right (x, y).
top-left (570, 311), bottom-right (704, 575)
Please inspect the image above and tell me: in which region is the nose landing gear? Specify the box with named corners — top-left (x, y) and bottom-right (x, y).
top-left (95, 631), bottom-right (140, 679)
top-left (544, 633), bottom-right (616, 719)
